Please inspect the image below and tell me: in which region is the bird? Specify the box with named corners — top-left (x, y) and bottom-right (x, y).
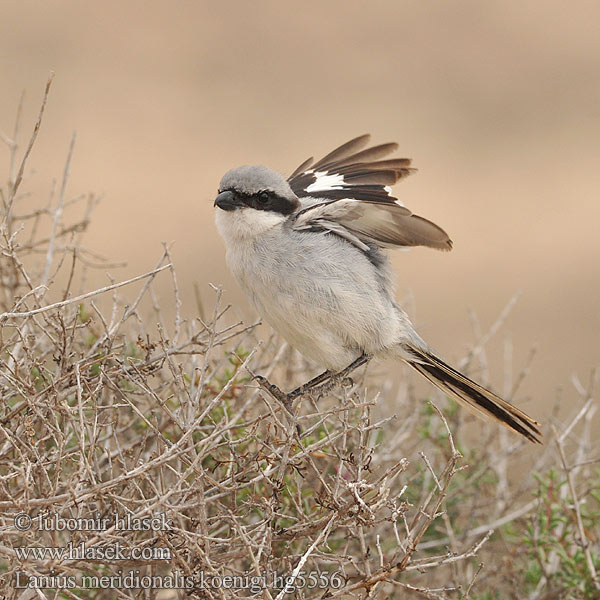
top-left (213, 134), bottom-right (542, 443)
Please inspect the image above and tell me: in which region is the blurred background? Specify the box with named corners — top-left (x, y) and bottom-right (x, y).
top-left (1, 0), bottom-right (599, 417)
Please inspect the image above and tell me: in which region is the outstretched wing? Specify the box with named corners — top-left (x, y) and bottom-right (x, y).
top-left (292, 198), bottom-right (452, 251)
top-left (288, 134), bottom-right (414, 206)
top-left (288, 135), bottom-right (452, 252)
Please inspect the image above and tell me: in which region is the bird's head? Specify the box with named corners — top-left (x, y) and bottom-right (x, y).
top-left (214, 165), bottom-right (300, 241)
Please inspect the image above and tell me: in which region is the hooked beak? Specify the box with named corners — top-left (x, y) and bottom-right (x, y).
top-left (214, 190), bottom-right (243, 211)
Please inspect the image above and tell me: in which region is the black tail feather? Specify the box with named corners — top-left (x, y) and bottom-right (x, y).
top-left (405, 346), bottom-right (542, 444)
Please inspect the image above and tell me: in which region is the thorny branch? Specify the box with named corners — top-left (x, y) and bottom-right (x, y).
top-left (0, 79), bottom-right (598, 600)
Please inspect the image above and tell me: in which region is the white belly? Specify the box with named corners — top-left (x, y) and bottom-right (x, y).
top-left (224, 231), bottom-right (404, 371)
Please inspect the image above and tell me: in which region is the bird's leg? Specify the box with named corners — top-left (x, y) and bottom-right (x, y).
top-left (287, 368), bottom-right (334, 399)
top-left (254, 353), bottom-right (371, 410)
top-left (253, 369), bottom-right (333, 412)
top-left (298, 353), bottom-right (371, 398)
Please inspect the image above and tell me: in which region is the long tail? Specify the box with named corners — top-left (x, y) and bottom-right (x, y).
top-left (404, 345), bottom-right (542, 444)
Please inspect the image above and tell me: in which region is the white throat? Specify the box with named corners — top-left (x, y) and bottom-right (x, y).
top-left (215, 207), bottom-right (287, 244)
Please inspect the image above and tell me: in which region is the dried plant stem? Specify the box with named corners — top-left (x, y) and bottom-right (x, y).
top-left (0, 264), bottom-right (171, 322)
top-left (553, 423), bottom-right (600, 591)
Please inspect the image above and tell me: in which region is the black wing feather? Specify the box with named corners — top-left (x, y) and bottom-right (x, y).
top-left (288, 135), bottom-right (414, 203)
top-left (288, 135), bottom-right (452, 252)
top-left (310, 134), bottom-right (372, 170)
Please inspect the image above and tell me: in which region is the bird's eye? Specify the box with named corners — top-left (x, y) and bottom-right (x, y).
top-left (257, 191), bottom-right (270, 204)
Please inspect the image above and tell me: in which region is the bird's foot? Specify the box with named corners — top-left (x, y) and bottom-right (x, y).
top-left (300, 373), bottom-right (355, 399)
top-left (254, 375), bottom-right (295, 414)
top-left (287, 369), bottom-right (335, 400)
top-left (303, 354), bottom-right (369, 398)
top-left (254, 354), bottom-right (370, 409)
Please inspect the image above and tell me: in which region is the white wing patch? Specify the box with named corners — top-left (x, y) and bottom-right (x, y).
top-left (287, 136), bottom-right (450, 251)
top-left (305, 170), bottom-right (345, 193)
top-left (383, 185), bottom-right (401, 204)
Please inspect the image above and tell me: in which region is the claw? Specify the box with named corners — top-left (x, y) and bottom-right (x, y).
top-left (254, 376), bottom-right (295, 411)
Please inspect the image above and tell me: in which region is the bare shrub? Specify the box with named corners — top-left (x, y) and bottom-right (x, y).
top-left (1, 78), bottom-right (598, 599)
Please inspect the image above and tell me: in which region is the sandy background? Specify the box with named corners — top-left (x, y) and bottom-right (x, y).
top-left (1, 1), bottom-right (599, 418)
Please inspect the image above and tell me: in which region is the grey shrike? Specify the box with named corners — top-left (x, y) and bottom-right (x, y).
top-left (214, 135), bottom-right (542, 443)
